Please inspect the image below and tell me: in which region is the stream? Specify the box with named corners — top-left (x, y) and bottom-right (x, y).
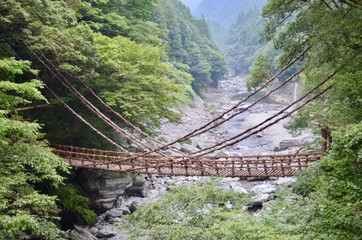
top-left (160, 75), bottom-right (313, 155)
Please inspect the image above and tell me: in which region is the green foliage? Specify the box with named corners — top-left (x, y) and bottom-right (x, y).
top-left (153, 0), bottom-right (227, 92)
top-left (53, 183), bottom-right (97, 224)
top-left (93, 33), bottom-right (185, 127)
top-left (0, 58), bottom-right (69, 239)
top-left (0, 58), bottom-right (46, 112)
top-left (292, 123), bottom-right (362, 239)
top-left (124, 181), bottom-right (252, 239)
top-left (246, 55), bottom-right (272, 91)
top-left (120, 181), bottom-right (305, 239)
top-left (225, 8), bottom-right (275, 75)
top-left (262, 0), bottom-right (362, 128)
top-left (261, 3), bottom-right (362, 238)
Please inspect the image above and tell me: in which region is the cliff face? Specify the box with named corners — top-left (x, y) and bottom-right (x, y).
top-left (77, 170), bottom-right (134, 212)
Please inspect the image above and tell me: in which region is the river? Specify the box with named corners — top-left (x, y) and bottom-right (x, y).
top-left (160, 75), bottom-right (313, 155)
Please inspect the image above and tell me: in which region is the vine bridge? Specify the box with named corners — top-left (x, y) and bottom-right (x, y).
top-left (28, 46), bottom-right (330, 178)
top-left (54, 145), bottom-right (322, 177)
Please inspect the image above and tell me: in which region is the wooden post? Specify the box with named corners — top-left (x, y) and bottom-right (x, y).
top-left (231, 161), bottom-right (235, 176)
top-left (170, 159), bottom-right (174, 174)
top-left (263, 159), bottom-right (267, 176)
top-left (247, 160), bottom-right (251, 176)
top-left (321, 127), bottom-right (328, 154)
top-left (321, 126), bottom-right (332, 154)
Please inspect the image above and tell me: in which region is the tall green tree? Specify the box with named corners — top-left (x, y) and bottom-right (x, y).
top-left (92, 33), bottom-right (187, 127)
top-left (0, 57), bottom-right (69, 239)
top-left (246, 54), bottom-right (272, 90)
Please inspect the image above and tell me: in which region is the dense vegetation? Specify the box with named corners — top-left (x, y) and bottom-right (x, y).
top-left (0, 58), bottom-right (69, 238)
top-left (152, 0), bottom-right (227, 90)
top-left (1, 0), bottom-right (226, 147)
top-left (262, 0), bottom-right (362, 128)
top-left (225, 8), bottom-right (275, 75)
top-left (190, 0), bottom-right (271, 75)
top-left (1, 0), bottom-right (361, 238)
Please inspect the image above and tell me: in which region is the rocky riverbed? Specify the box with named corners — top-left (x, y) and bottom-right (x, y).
top-left (71, 174), bottom-right (299, 240)
top-left (71, 76), bottom-right (315, 239)
top-left (159, 74), bottom-right (314, 155)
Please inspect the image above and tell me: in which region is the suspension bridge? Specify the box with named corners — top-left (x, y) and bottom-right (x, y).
top-left (24, 45), bottom-right (332, 177)
top-left (53, 145), bottom-right (322, 177)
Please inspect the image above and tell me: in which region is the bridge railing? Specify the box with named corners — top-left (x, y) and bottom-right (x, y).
top-left (54, 145), bottom-right (322, 177)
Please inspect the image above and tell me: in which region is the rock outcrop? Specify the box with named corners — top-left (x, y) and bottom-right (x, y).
top-left (78, 170), bottom-right (133, 212)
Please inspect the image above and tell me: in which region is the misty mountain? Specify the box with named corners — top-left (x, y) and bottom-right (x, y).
top-left (180, 0), bottom-right (202, 12)
top-left (194, 0), bottom-right (267, 27)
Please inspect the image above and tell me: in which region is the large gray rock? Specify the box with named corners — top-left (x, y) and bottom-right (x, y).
top-left (276, 177), bottom-right (297, 186)
top-left (105, 208), bottom-right (123, 219)
top-left (179, 144), bottom-right (199, 153)
top-left (96, 229), bottom-right (117, 238)
top-left (251, 193), bottom-right (270, 204)
top-left (277, 139), bottom-right (312, 151)
top-left (107, 231), bottom-right (129, 240)
top-left (251, 183), bottom-right (277, 194)
top-left (114, 196), bottom-right (131, 215)
top-left (126, 196), bottom-right (158, 213)
top-left (229, 182), bottom-right (249, 194)
top-left (78, 170), bottom-right (133, 212)
top-left (69, 226), bottom-right (97, 240)
top-left (125, 175), bottom-right (150, 197)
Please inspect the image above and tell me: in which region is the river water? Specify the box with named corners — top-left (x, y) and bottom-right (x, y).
top-left (160, 75), bottom-right (313, 155)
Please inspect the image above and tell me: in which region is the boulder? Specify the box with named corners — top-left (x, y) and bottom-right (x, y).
top-left (78, 170), bottom-right (133, 212)
top-left (69, 226), bottom-right (97, 240)
top-left (125, 175), bottom-right (150, 198)
top-left (105, 208), bottom-right (123, 219)
top-left (109, 217), bottom-right (123, 224)
top-left (114, 196), bottom-right (131, 215)
top-left (276, 177), bottom-right (297, 186)
top-left (251, 183), bottom-right (277, 194)
top-left (126, 196), bottom-right (156, 213)
top-left (179, 144), bottom-right (199, 153)
top-left (88, 227), bottom-right (99, 235)
top-left (229, 182), bottom-right (249, 194)
top-left (96, 229), bottom-right (117, 238)
top-left (251, 193), bottom-right (270, 204)
top-left (107, 232), bottom-right (129, 240)
top-left (277, 139), bottom-right (310, 151)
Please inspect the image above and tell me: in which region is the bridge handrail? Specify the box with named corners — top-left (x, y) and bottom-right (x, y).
top-left (53, 144), bottom-right (322, 160)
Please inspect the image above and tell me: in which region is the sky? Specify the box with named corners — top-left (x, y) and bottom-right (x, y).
top-left (181, 0), bottom-right (202, 12)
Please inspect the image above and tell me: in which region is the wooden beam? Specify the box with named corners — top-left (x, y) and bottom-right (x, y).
top-left (16, 104), bottom-right (49, 111)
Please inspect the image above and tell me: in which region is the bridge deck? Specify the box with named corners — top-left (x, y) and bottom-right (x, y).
top-left (53, 145), bottom-right (322, 177)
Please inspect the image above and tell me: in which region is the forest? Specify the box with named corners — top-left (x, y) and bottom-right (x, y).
top-left (1, 0), bottom-right (362, 239)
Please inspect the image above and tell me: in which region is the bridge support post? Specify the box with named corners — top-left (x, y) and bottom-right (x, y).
top-left (321, 127), bottom-right (332, 154)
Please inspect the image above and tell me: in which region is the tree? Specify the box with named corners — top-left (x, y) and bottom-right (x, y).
top-left (92, 33), bottom-right (186, 128)
top-left (0, 57), bottom-right (69, 239)
top-left (260, 1), bottom-right (362, 238)
top-left (246, 55), bottom-right (271, 90)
